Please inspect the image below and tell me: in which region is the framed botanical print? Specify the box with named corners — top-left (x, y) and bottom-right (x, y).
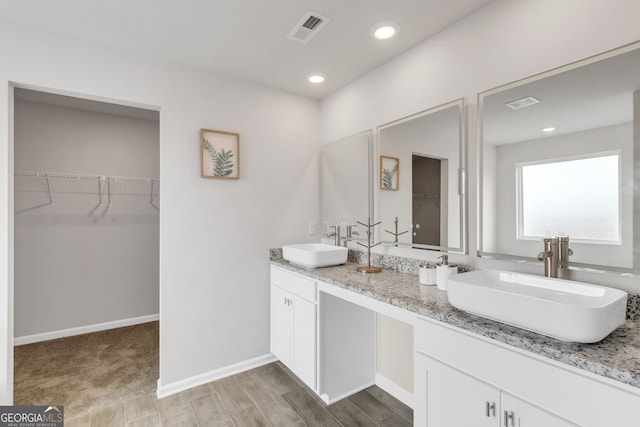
top-left (201, 129), bottom-right (240, 179)
top-left (380, 155), bottom-right (399, 190)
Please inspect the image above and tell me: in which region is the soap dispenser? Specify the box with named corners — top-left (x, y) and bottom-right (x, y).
top-left (436, 255), bottom-right (457, 291)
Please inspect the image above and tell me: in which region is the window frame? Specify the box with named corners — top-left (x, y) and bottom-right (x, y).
top-left (515, 150), bottom-right (622, 245)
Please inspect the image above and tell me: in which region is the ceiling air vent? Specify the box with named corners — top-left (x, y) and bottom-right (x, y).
top-left (505, 96), bottom-right (540, 110)
top-left (287, 11), bottom-right (330, 44)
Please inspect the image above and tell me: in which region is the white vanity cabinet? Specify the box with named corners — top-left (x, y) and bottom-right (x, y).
top-left (270, 266), bottom-right (317, 390)
top-left (270, 265), bottom-right (376, 403)
top-left (416, 354), bottom-right (575, 426)
top-left (414, 317), bottom-right (640, 427)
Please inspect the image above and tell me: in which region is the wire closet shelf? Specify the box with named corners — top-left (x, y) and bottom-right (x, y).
top-left (14, 171), bottom-right (159, 211)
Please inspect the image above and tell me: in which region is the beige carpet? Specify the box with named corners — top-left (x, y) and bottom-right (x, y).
top-left (14, 321), bottom-right (158, 419)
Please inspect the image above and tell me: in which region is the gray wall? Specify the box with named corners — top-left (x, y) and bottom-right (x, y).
top-left (14, 95), bottom-right (159, 339)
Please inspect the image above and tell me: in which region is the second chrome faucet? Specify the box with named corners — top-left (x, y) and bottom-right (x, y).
top-left (537, 236), bottom-right (573, 278)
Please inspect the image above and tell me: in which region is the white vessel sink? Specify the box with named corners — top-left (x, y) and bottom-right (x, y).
top-left (447, 269), bottom-right (627, 343)
top-left (282, 243), bottom-right (348, 268)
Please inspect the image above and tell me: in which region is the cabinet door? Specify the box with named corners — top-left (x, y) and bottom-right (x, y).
top-left (418, 354), bottom-right (500, 427)
top-left (271, 286), bottom-right (293, 366)
top-left (292, 294), bottom-right (316, 389)
top-left (501, 392), bottom-right (577, 427)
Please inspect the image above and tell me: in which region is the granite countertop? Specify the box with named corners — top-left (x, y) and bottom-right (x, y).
top-left (270, 257), bottom-right (640, 390)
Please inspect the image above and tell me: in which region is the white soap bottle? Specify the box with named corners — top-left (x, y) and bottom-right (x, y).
top-left (436, 255), bottom-right (457, 291)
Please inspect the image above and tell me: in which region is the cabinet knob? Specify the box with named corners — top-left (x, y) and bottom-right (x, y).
top-left (485, 401), bottom-right (496, 417)
top-left (503, 410), bottom-right (514, 426)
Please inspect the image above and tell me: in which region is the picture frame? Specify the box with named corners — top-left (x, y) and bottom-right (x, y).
top-left (380, 155), bottom-right (399, 190)
top-left (201, 129), bottom-right (240, 179)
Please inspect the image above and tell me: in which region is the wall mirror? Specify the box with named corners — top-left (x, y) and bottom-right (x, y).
top-left (377, 99), bottom-right (466, 253)
top-left (479, 42), bottom-right (640, 274)
top-left (321, 130), bottom-right (372, 238)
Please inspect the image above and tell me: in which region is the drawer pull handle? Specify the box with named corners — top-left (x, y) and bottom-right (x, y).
top-left (485, 401), bottom-right (495, 417)
top-left (504, 410), bottom-right (514, 426)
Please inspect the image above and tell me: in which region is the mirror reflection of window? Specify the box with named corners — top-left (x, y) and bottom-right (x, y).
top-left (518, 152), bottom-right (620, 243)
top-left (480, 42), bottom-right (639, 272)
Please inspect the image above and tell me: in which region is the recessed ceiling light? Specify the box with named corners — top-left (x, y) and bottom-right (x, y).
top-left (307, 73), bottom-right (326, 84)
top-left (371, 22), bottom-right (399, 40)
top-left (542, 127), bottom-right (556, 133)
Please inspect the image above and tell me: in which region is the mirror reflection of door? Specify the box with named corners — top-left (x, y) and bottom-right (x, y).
top-left (412, 154), bottom-right (447, 246)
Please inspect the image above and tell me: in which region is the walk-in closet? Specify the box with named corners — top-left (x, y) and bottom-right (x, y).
top-left (12, 88), bottom-right (160, 418)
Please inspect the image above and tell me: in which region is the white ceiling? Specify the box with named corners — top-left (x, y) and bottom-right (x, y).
top-left (0, 0), bottom-right (493, 99)
top-left (483, 45), bottom-right (640, 145)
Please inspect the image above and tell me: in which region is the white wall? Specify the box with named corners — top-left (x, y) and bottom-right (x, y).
top-left (0, 20), bottom-right (320, 402)
top-left (321, 0), bottom-right (640, 399)
top-left (13, 97), bottom-right (159, 339)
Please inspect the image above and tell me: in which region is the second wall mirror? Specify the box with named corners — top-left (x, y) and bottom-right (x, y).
top-left (479, 42), bottom-right (640, 274)
top-left (377, 99), bottom-right (466, 253)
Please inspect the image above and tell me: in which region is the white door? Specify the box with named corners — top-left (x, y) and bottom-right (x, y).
top-left (271, 286), bottom-right (293, 366)
top-left (420, 355), bottom-right (500, 427)
top-left (292, 294), bottom-right (316, 389)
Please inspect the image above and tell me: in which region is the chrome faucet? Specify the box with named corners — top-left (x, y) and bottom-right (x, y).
top-left (537, 237), bottom-right (559, 278)
top-left (345, 224), bottom-right (359, 244)
top-left (326, 225), bottom-right (341, 246)
top-left (557, 236), bottom-right (573, 279)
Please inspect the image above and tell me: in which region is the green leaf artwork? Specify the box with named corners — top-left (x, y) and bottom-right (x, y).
top-left (204, 138), bottom-right (235, 176)
top-left (214, 148), bottom-right (234, 176)
top-left (382, 164), bottom-right (398, 189)
top-left (203, 139), bottom-right (217, 160)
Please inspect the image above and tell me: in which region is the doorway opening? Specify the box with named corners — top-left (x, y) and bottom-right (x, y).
top-left (12, 87), bottom-right (160, 419)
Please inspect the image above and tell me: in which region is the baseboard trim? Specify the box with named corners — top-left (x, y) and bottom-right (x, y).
top-left (375, 373), bottom-right (414, 409)
top-left (14, 314), bottom-right (159, 346)
top-left (156, 353), bottom-right (277, 399)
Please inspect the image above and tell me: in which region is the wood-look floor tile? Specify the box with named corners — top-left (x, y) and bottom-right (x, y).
top-left (90, 403), bottom-right (125, 427)
top-left (256, 363), bottom-right (301, 395)
top-left (379, 412), bottom-right (413, 427)
top-left (241, 377), bottom-right (305, 426)
top-left (347, 390), bottom-right (393, 422)
top-left (230, 405), bottom-right (270, 427)
top-left (186, 384), bottom-right (212, 401)
top-left (233, 367), bottom-right (263, 384)
top-left (327, 399), bottom-right (377, 426)
top-left (158, 390), bottom-right (190, 412)
top-left (282, 388), bottom-right (342, 427)
top-left (190, 393), bottom-right (232, 426)
top-left (274, 361), bottom-right (329, 408)
top-left (275, 361), bottom-right (306, 388)
top-left (125, 395), bottom-right (158, 422)
top-left (157, 394), bottom-right (198, 427)
top-left (128, 412), bottom-right (160, 427)
top-left (365, 386), bottom-right (413, 423)
top-left (211, 376), bottom-right (254, 414)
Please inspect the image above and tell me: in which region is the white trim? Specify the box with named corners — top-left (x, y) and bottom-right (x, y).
top-left (375, 372), bottom-right (414, 409)
top-left (156, 353), bottom-right (277, 399)
top-left (320, 381), bottom-right (375, 405)
top-left (14, 314), bottom-right (159, 346)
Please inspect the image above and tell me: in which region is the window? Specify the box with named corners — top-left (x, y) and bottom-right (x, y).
top-left (517, 152), bottom-right (620, 243)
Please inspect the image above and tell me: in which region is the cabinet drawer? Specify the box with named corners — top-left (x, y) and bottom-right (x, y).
top-left (271, 266), bottom-right (316, 302)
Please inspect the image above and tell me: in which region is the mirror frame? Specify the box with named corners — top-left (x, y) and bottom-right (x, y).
top-left (477, 41), bottom-right (640, 276)
top-left (375, 98), bottom-right (467, 254)
top-left (320, 130), bottom-right (374, 235)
